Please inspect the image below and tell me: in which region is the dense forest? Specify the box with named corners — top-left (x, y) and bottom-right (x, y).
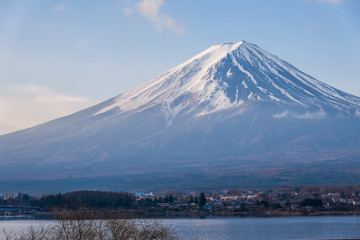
top-left (1, 191), bottom-right (134, 210)
top-left (0, 191), bottom-right (188, 211)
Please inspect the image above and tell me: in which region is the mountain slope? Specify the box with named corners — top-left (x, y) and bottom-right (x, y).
top-left (1, 41), bottom-right (360, 193)
top-left (95, 41), bottom-right (360, 119)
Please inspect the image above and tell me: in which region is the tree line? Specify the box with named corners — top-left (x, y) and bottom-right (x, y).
top-left (2, 191), bottom-right (208, 210)
top-left (33, 191), bottom-right (134, 210)
top-left (1, 191), bottom-right (135, 210)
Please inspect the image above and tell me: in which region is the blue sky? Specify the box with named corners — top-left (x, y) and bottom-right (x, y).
top-left (0, 0), bottom-right (359, 134)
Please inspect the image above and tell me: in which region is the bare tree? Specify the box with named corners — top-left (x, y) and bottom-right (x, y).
top-left (2, 228), bottom-right (17, 240)
top-left (104, 217), bottom-right (137, 240)
top-left (1, 210), bottom-right (179, 240)
top-left (135, 219), bottom-right (178, 240)
top-left (17, 224), bottom-right (51, 240)
top-left (92, 219), bottom-right (107, 240)
top-left (53, 210), bottom-right (97, 240)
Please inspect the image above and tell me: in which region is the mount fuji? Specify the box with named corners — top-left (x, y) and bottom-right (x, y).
top-left (1, 41), bottom-right (360, 193)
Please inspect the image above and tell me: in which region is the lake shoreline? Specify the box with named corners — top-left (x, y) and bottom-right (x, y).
top-left (3, 209), bottom-right (360, 221)
top-left (1, 216), bottom-right (360, 240)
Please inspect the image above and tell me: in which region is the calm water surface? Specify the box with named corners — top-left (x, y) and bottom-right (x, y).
top-left (1, 216), bottom-right (360, 240)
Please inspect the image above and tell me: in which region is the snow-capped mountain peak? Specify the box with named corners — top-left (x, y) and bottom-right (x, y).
top-left (95, 41), bottom-right (360, 125)
top-left (95, 41), bottom-right (244, 117)
top-left (1, 41), bottom-right (360, 192)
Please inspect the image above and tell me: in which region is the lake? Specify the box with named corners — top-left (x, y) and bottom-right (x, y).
top-left (1, 216), bottom-right (360, 239)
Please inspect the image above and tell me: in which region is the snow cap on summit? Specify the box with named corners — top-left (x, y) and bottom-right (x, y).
top-left (95, 41), bottom-right (360, 123)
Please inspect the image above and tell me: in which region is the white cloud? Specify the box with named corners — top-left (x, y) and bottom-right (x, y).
top-left (125, 0), bottom-right (185, 37)
top-left (294, 110), bottom-right (326, 119)
top-left (272, 110), bottom-right (326, 119)
top-left (272, 111), bottom-right (289, 118)
top-left (0, 84), bottom-right (96, 135)
top-left (53, 3), bottom-right (65, 11)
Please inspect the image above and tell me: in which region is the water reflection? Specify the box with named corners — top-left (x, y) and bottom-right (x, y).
top-left (0, 216), bottom-right (360, 240)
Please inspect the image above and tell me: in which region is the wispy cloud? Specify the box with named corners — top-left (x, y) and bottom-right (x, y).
top-left (123, 7), bottom-right (134, 18)
top-left (272, 110), bottom-right (326, 119)
top-left (295, 110), bottom-right (326, 119)
top-left (307, 21), bottom-right (321, 32)
top-left (0, 84), bottom-right (96, 135)
top-left (124, 0), bottom-right (185, 37)
top-left (306, 0), bottom-right (344, 4)
top-left (355, 109), bottom-right (360, 117)
top-left (272, 111), bottom-right (289, 118)
top-left (53, 3), bottom-right (66, 11)
top-left (317, 0), bottom-right (343, 3)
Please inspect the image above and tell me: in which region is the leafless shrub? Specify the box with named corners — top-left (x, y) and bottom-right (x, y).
top-left (104, 217), bottom-right (137, 240)
top-left (135, 219), bottom-right (178, 240)
top-left (53, 210), bottom-right (97, 240)
top-left (17, 224), bottom-right (51, 240)
top-left (2, 224), bottom-right (51, 240)
top-left (2, 228), bottom-right (17, 240)
top-left (1, 210), bottom-right (179, 240)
